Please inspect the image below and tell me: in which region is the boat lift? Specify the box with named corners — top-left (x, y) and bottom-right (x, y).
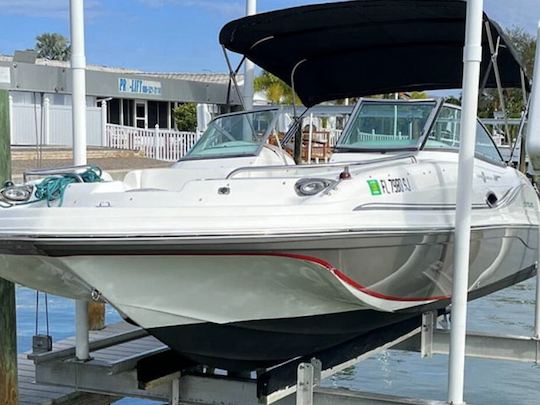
top-left (25, 306), bottom-right (540, 405)
top-left (22, 1), bottom-right (540, 404)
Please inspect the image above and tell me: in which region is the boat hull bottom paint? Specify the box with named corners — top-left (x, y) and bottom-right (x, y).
top-left (148, 309), bottom-right (416, 371)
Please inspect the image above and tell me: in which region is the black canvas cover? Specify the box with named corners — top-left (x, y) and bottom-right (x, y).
top-left (219, 0), bottom-right (527, 107)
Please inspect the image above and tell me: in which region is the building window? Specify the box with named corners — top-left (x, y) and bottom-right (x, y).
top-left (148, 100), bottom-right (169, 129)
top-left (108, 99), bottom-right (121, 125)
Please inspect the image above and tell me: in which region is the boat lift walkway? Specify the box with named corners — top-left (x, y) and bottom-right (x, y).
top-left (21, 311), bottom-right (540, 405)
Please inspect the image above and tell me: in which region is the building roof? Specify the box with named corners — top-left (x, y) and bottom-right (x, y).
top-left (0, 54), bottom-right (243, 105)
top-left (0, 54), bottom-right (241, 86)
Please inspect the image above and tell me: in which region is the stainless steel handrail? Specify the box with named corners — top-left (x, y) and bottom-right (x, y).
top-left (23, 165), bottom-right (94, 183)
top-left (226, 153), bottom-right (417, 179)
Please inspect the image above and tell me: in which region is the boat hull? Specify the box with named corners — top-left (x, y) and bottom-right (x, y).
top-left (0, 224), bottom-right (536, 370)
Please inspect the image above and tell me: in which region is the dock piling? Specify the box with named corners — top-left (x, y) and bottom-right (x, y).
top-left (0, 88), bottom-right (18, 405)
top-left (88, 301), bottom-right (105, 331)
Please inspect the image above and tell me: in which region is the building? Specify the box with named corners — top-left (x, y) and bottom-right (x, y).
top-left (0, 51), bottom-right (242, 146)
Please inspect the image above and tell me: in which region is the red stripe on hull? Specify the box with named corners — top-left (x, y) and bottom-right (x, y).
top-left (259, 252), bottom-right (449, 303)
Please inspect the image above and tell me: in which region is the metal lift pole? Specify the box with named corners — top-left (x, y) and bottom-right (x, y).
top-left (527, 21), bottom-right (540, 339)
top-left (243, 0), bottom-right (256, 110)
top-left (70, 0), bottom-right (87, 166)
top-left (0, 88), bottom-right (18, 405)
top-left (447, 0), bottom-right (484, 404)
top-left (70, 0), bottom-right (91, 361)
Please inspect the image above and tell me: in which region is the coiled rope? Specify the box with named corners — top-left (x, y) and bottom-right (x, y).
top-left (34, 166), bottom-right (103, 207)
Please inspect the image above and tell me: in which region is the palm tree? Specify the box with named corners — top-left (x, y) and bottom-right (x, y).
top-left (254, 71), bottom-right (299, 104)
top-left (35, 33), bottom-right (71, 61)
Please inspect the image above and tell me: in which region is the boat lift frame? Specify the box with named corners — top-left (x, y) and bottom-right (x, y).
top-left (46, 1), bottom-right (540, 404)
top-left (27, 301), bottom-right (540, 405)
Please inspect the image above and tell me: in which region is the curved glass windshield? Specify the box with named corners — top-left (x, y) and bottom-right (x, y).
top-left (184, 110), bottom-right (278, 160)
top-left (336, 101), bottom-right (436, 150)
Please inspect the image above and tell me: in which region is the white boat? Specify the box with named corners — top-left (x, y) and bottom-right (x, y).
top-left (0, 1), bottom-right (537, 371)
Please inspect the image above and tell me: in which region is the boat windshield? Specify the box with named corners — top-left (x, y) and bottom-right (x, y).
top-left (336, 101), bottom-right (437, 151)
top-left (183, 109), bottom-right (279, 160)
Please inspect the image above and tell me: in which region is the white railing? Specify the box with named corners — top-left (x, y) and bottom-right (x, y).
top-left (106, 124), bottom-right (199, 161)
top-left (357, 131), bottom-right (412, 142)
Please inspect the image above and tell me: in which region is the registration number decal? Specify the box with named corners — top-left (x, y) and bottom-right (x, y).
top-left (367, 178), bottom-right (412, 195)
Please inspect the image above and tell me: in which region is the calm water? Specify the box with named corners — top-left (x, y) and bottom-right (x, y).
top-left (16, 278), bottom-right (540, 404)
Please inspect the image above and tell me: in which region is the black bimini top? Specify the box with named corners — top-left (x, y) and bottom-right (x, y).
top-left (219, 0), bottom-right (527, 107)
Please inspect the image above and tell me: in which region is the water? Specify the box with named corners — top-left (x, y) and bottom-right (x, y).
top-left (16, 279), bottom-right (540, 404)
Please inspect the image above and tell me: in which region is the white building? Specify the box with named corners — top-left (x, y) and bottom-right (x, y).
top-left (0, 51), bottom-right (242, 147)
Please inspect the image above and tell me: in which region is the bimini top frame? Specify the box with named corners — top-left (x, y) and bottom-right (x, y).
top-left (219, 0), bottom-right (528, 107)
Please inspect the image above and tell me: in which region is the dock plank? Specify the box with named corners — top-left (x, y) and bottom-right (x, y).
top-left (17, 321), bottom-right (147, 405)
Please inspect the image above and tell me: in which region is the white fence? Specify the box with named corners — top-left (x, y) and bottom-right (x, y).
top-left (11, 102), bottom-right (103, 146)
top-left (106, 124), bottom-right (199, 161)
top-left (356, 131), bottom-right (412, 142)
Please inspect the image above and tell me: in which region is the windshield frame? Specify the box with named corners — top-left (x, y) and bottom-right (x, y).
top-left (422, 103), bottom-right (506, 166)
top-left (334, 98), bottom-right (443, 153)
top-left (178, 107), bottom-right (281, 162)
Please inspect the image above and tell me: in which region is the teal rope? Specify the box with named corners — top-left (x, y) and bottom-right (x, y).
top-left (34, 166), bottom-right (103, 207)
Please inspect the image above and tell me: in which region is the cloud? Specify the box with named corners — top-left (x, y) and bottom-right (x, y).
top-left (137, 0), bottom-right (244, 16)
top-left (0, 0), bottom-right (101, 18)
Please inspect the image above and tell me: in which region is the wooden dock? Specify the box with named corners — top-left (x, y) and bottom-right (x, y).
top-left (17, 322), bottom-right (163, 405)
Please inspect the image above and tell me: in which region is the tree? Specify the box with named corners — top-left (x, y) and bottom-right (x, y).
top-left (506, 26), bottom-right (536, 78)
top-left (478, 26), bottom-right (536, 120)
top-left (173, 103), bottom-right (197, 132)
top-left (254, 71), bottom-right (299, 104)
top-left (35, 33), bottom-right (71, 61)
top-left (409, 91), bottom-right (429, 99)
top-left (444, 95), bottom-right (462, 106)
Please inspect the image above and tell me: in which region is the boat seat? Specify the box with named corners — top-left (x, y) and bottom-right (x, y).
top-left (123, 167), bottom-right (228, 192)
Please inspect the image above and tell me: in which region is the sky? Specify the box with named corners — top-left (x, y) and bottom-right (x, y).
top-left (0, 0), bottom-right (538, 74)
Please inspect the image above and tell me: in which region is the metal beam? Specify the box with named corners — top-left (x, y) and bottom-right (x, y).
top-left (243, 0), bottom-right (256, 110)
top-left (263, 327), bottom-right (421, 404)
top-left (169, 375), bottom-right (453, 405)
top-left (28, 327), bottom-right (147, 363)
top-left (311, 388), bottom-right (449, 405)
top-left (396, 329), bottom-right (540, 363)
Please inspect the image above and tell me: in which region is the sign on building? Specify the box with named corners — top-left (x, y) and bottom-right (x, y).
top-left (118, 78), bottom-right (162, 95)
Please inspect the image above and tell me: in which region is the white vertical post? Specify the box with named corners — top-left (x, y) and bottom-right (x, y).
top-left (100, 100), bottom-right (107, 147)
top-left (120, 98), bottom-right (124, 126)
top-left (296, 363), bottom-right (314, 405)
top-left (70, 0), bottom-right (87, 166)
top-left (167, 101), bottom-right (172, 130)
top-left (8, 94), bottom-right (13, 144)
top-left (528, 21), bottom-right (540, 340)
top-left (536, 257), bottom-right (540, 339)
top-left (243, 0), bottom-right (256, 110)
top-left (154, 124), bottom-right (160, 160)
top-left (75, 300), bottom-right (90, 361)
top-left (170, 378), bottom-right (180, 405)
top-left (447, 0), bottom-right (484, 404)
top-left (307, 113), bottom-right (314, 164)
top-left (70, 0), bottom-right (90, 362)
top-left (43, 96), bottom-right (50, 145)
